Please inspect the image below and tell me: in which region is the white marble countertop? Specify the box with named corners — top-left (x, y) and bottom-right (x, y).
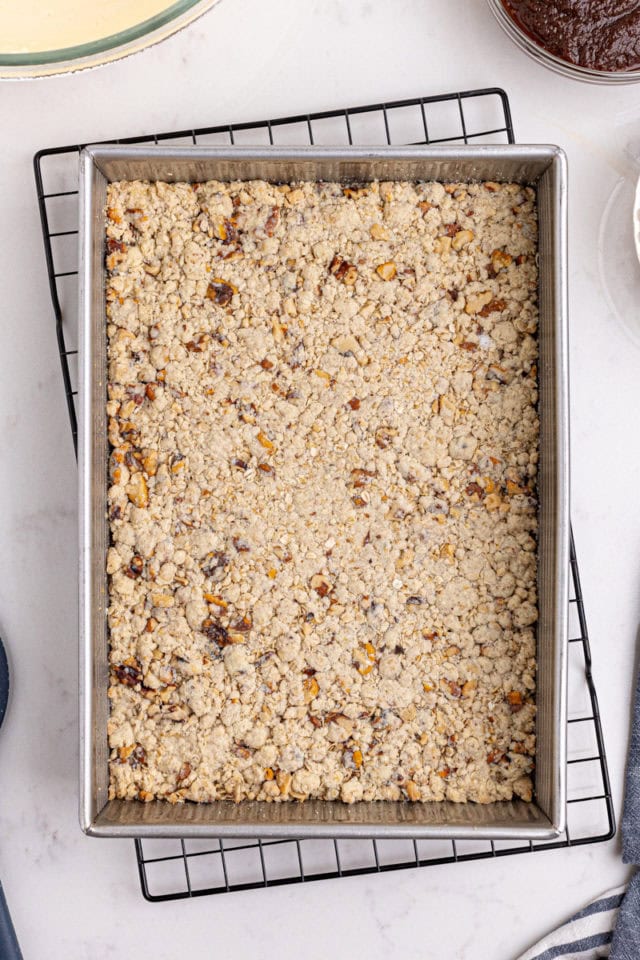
top-left (1, 1), bottom-right (640, 956)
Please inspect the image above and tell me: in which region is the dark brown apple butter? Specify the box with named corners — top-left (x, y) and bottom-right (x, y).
top-left (502, 1), bottom-right (640, 72)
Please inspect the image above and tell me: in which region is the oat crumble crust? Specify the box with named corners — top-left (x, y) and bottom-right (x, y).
top-left (105, 177), bottom-right (539, 805)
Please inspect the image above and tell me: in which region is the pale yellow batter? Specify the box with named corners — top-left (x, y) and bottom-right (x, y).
top-left (1, 0), bottom-right (180, 54)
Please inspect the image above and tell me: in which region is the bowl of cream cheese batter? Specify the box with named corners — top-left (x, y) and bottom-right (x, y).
top-left (0, 0), bottom-right (221, 79)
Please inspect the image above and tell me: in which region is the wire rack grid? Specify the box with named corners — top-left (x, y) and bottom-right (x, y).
top-left (33, 87), bottom-right (614, 902)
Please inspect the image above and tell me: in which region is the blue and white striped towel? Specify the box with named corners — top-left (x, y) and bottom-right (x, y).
top-left (517, 885), bottom-right (627, 959)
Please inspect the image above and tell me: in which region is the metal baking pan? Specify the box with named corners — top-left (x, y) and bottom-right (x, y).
top-left (79, 144), bottom-right (569, 839)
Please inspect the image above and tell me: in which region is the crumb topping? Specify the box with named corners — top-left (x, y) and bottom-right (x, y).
top-left (105, 177), bottom-right (538, 805)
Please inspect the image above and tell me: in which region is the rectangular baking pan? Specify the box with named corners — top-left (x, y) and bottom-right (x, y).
top-left (79, 144), bottom-right (569, 839)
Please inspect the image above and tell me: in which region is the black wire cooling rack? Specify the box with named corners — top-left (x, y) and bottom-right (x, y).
top-left (34, 87), bottom-right (615, 902)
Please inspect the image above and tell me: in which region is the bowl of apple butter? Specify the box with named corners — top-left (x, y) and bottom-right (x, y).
top-left (487, 0), bottom-right (640, 83)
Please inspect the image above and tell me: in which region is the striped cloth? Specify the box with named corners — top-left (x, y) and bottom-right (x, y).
top-left (517, 885), bottom-right (627, 959)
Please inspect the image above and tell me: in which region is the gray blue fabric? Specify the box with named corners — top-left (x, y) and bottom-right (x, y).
top-left (608, 637), bottom-right (640, 959)
top-left (610, 873), bottom-right (640, 959)
top-left (621, 651), bottom-right (640, 866)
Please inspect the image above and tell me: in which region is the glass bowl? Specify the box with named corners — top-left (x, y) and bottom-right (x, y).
top-left (0, 0), bottom-right (221, 80)
top-left (486, 0), bottom-right (640, 85)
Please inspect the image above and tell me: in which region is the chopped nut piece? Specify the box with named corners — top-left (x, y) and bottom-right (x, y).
top-left (257, 431), bottom-right (275, 452)
top-left (276, 770), bottom-right (292, 796)
top-left (491, 249), bottom-right (513, 273)
top-left (434, 235), bottom-right (452, 256)
top-left (441, 678), bottom-right (462, 698)
top-left (478, 298), bottom-right (507, 317)
top-left (464, 290), bottom-right (493, 315)
top-left (273, 545), bottom-right (292, 562)
top-left (506, 479), bottom-right (525, 495)
top-left (125, 472), bottom-right (148, 508)
top-left (487, 364), bottom-right (509, 384)
top-left (141, 449), bottom-right (158, 477)
top-left (350, 468), bottom-right (376, 488)
top-left (124, 556), bottom-right (144, 579)
top-left (507, 690), bottom-right (524, 712)
top-left (375, 261), bottom-right (397, 281)
top-left (343, 186), bottom-right (368, 199)
top-left (370, 222), bottom-right (389, 241)
top-left (452, 229), bottom-right (474, 251)
top-left (405, 780), bottom-right (420, 801)
top-left (113, 660), bottom-right (143, 687)
top-left (205, 594), bottom-right (228, 608)
top-left (375, 425), bottom-right (397, 449)
top-left (303, 676), bottom-right (320, 703)
top-left (202, 551), bottom-right (228, 577)
top-left (310, 573), bottom-right (332, 598)
top-left (264, 206), bottom-right (280, 237)
top-left (271, 318), bottom-right (286, 341)
top-left (329, 255), bottom-right (358, 285)
top-left (232, 537), bottom-right (251, 553)
top-left (202, 618), bottom-right (234, 647)
top-left (205, 278), bottom-right (238, 306)
top-left (462, 680), bottom-right (478, 698)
